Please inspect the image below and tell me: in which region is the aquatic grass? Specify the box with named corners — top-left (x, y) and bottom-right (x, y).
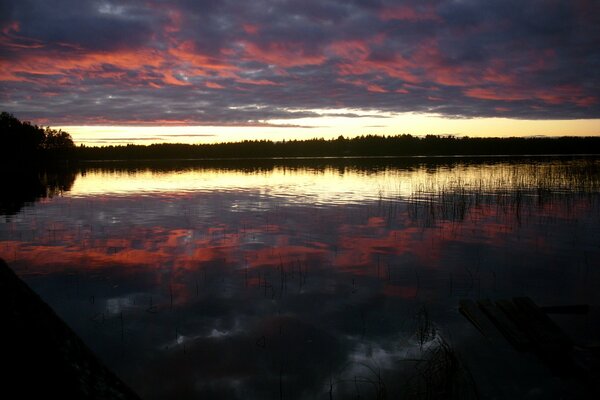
top-left (404, 159), bottom-right (600, 224)
top-left (401, 336), bottom-right (479, 400)
top-left (328, 315), bottom-right (472, 400)
top-left (328, 362), bottom-right (388, 400)
top-left (416, 305), bottom-right (436, 351)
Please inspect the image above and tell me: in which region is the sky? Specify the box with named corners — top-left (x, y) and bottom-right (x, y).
top-left (1, 0), bottom-right (599, 145)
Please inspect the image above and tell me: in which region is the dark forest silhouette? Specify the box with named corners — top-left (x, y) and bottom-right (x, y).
top-left (2, 112), bottom-right (600, 162)
top-left (1, 113), bottom-right (76, 217)
top-left (0, 112), bottom-right (75, 163)
top-left (77, 134), bottom-right (600, 160)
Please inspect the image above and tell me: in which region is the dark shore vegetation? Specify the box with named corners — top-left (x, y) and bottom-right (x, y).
top-left (77, 135), bottom-right (600, 160)
top-left (0, 112), bottom-right (75, 164)
top-left (1, 113), bottom-right (77, 217)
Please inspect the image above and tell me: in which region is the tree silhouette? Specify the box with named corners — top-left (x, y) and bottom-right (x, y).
top-left (75, 134), bottom-right (600, 160)
top-left (1, 112), bottom-right (74, 163)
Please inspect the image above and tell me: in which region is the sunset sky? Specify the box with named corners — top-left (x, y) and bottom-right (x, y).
top-left (1, 0), bottom-right (599, 145)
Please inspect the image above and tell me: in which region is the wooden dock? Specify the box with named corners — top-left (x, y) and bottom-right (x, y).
top-left (459, 297), bottom-right (599, 397)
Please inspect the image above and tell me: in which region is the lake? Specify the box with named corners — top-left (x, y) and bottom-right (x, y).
top-left (1, 156), bottom-right (599, 399)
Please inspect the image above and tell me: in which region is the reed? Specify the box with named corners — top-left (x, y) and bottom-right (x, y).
top-left (404, 159), bottom-right (600, 224)
top-left (402, 337), bottom-right (478, 400)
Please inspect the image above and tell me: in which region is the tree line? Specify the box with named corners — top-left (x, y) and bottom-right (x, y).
top-left (2, 112), bottom-right (600, 161)
top-left (77, 134), bottom-right (600, 160)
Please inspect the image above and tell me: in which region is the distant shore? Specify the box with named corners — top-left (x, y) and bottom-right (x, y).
top-left (75, 135), bottom-right (600, 161)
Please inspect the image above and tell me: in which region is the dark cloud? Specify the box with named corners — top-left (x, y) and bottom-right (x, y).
top-left (0, 0), bottom-right (598, 126)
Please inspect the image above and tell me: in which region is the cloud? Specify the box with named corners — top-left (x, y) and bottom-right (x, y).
top-left (0, 0), bottom-right (598, 126)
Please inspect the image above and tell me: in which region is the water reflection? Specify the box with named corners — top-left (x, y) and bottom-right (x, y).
top-left (0, 167), bottom-right (76, 217)
top-left (1, 157), bottom-right (599, 399)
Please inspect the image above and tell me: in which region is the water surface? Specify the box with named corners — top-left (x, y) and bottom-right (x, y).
top-left (2, 157), bottom-right (599, 399)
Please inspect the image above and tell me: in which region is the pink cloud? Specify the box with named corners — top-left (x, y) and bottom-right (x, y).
top-left (232, 77), bottom-right (281, 86)
top-left (464, 87), bottom-right (530, 101)
top-left (206, 81), bottom-right (225, 89)
top-left (243, 24), bottom-right (259, 34)
top-left (240, 41), bottom-right (327, 67)
top-left (379, 5), bottom-right (440, 22)
top-left (465, 84), bottom-right (598, 106)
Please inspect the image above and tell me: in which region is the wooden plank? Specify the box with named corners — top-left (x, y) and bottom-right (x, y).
top-left (512, 297), bottom-right (572, 349)
top-left (502, 297), bottom-right (579, 377)
top-left (540, 304), bottom-right (589, 315)
top-left (496, 299), bottom-right (567, 357)
top-left (459, 299), bottom-right (491, 338)
top-left (477, 299), bottom-right (531, 351)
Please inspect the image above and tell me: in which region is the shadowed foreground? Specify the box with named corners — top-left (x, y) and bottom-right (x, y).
top-left (0, 258), bottom-right (140, 399)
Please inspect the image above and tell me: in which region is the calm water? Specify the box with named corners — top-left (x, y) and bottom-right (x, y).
top-left (2, 157), bottom-right (600, 399)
